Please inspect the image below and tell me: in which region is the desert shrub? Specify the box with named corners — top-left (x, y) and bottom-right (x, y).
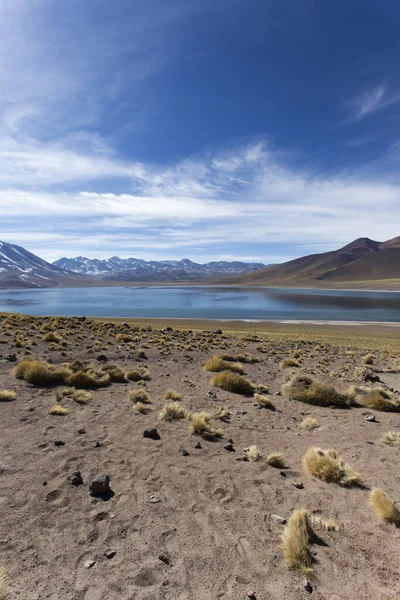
top-left (211, 371), bottom-right (255, 396)
top-left (281, 509), bottom-right (313, 574)
top-left (303, 447), bottom-right (360, 486)
top-left (49, 404), bottom-right (69, 415)
top-left (57, 387), bottom-right (92, 403)
top-left (369, 488), bottom-right (400, 525)
top-left (310, 515), bottom-right (340, 531)
top-left (128, 389), bottom-right (150, 403)
top-left (135, 402), bottom-right (152, 413)
top-left (362, 353), bottom-right (374, 365)
top-left (299, 417), bottom-right (319, 430)
top-left (126, 367), bottom-right (150, 382)
top-left (347, 386), bottom-right (400, 412)
top-left (382, 431), bottom-right (400, 448)
top-left (203, 355), bottom-right (244, 374)
top-left (42, 332), bottom-right (61, 343)
top-left (213, 406), bottom-right (230, 421)
top-left (164, 389), bottom-right (182, 400)
top-left (266, 452), bottom-right (287, 468)
top-left (280, 358), bottom-right (300, 368)
top-left (13, 358), bottom-right (70, 386)
top-left (246, 445), bottom-right (262, 461)
top-left (99, 364), bottom-right (126, 383)
top-left (219, 353), bottom-right (259, 364)
top-left (68, 369), bottom-right (110, 389)
top-left (282, 375), bottom-right (349, 408)
top-left (0, 390), bottom-right (16, 402)
top-left (116, 333), bottom-right (134, 343)
top-left (254, 393), bottom-right (275, 410)
top-left (188, 412), bottom-right (223, 440)
top-left (159, 402), bottom-right (189, 422)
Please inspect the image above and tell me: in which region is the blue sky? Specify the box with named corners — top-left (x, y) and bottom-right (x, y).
top-left (1, 0), bottom-right (400, 264)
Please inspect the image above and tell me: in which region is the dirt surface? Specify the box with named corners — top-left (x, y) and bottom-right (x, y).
top-left (0, 314), bottom-right (400, 600)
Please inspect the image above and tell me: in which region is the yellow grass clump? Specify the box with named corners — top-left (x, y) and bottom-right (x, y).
top-left (188, 412), bottom-right (223, 440)
top-left (254, 393), bottom-right (276, 410)
top-left (280, 358), bottom-right (300, 368)
top-left (213, 406), bottom-right (230, 421)
top-left (266, 452), bottom-right (287, 468)
top-left (57, 387), bottom-right (92, 404)
top-left (310, 515), bottom-right (340, 531)
top-left (159, 402), bottom-right (189, 422)
top-left (211, 371), bottom-right (255, 396)
top-left (203, 355), bottom-right (244, 374)
top-left (299, 416), bottom-right (319, 430)
top-left (13, 358), bottom-right (71, 386)
top-left (0, 390), bottom-right (16, 401)
top-left (128, 389), bottom-right (150, 404)
top-left (369, 488), bottom-right (400, 526)
top-left (49, 404), bottom-right (69, 415)
top-left (281, 509), bottom-right (313, 574)
top-left (164, 389), bottom-right (183, 400)
top-left (382, 431), bottom-right (400, 448)
top-left (42, 331), bottom-right (61, 343)
top-left (362, 353), bottom-right (374, 365)
top-left (68, 369), bottom-right (111, 389)
top-left (116, 333), bottom-right (134, 343)
top-left (126, 368), bottom-right (150, 382)
top-left (282, 375), bottom-right (349, 408)
top-left (218, 352), bottom-right (260, 364)
top-left (347, 386), bottom-right (400, 412)
top-left (303, 447), bottom-right (360, 486)
top-left (99, 364), bottom-right (126, 382)
top-left (246, 445), bottom-right (262, 461)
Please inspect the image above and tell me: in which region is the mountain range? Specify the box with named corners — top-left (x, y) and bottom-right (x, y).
top-left (228, 236), bottom-right (400, 288)
top-left (53, 256), bottom-right (266, 281)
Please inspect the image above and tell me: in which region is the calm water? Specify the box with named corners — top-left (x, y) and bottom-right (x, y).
top-left (0, 286), bottom-right (399, 322)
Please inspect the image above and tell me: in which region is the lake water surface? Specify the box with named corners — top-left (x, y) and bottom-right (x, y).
top-left (0, 286), bottom-right (399, 322)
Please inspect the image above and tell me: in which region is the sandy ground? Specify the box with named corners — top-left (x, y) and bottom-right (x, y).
top-left (0, 314), bottom-right (400, 600)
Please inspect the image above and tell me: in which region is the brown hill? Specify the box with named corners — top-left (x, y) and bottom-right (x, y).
top-left (227, 236), bottom-right (400, 288)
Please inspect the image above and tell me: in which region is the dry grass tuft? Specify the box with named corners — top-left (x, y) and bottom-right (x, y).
top-left (281, 509), bottom-right (313, 574)
top-left (362, 353), bottom-right (374, 365)
top-left (116, 333), bottom-right (134, 343)
top-left (0, 566), bottom-right (5, 599)
top-left (0, 390), bottom-right (16, 402)
top-left (42, 331), bottom-right (61, 343)
top-left (310, 515), bottom-right (340, 531)
top-left (369, 488), bottom-right (400, 526)
top-left (347, 386), bottom-right (400, 412)
top-left (254, 393), bottom-right (275, 410)
top-left (299, 416), bottom-right (319, 430)
top-left (213, 406), bottom-right (230, 421)
top-left (280, 357), bottom-right (300, 368)
top-left (57, 387), bottom-right (92, 403)
top-left (211, 371), bottom-right (255, 396)
top-left (303, 447), bottom-right (360, 486)
top-left (246, 445), bottom-right (262, 461)
top-left (68, 369), bottom-right (111, 389)
top-left (126, 367), bottom-right (150, 382)
top-left (188, 412), bottom-right (223, 440)
top-left (266, 452), bottom-right (287, 468)
top-left (99, 364), bottom-right (126, 383)
top-left (49, 404), bottom-right (69, 415)
top-left (219, 352), bottom-right (260, 364)
top-left (135, 402), bottom-right (152, 414)
top-left (282, 375), bottom-right (349, 408)
top-left (13, 358), bottom-right (71, 386)
top-left (159, 402), bottom-right (189, 422)
top-left (204, 355), bottom-right (244, 374)
top-left (164, 389), bottom-right (183, 400)
top-left (128, 389), bottom-right (150, 404)
top-left (382, 431), bottom-right (400, 448)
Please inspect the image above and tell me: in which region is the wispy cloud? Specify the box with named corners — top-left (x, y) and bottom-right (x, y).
top-left (346, 83), bottom-right (400, 122)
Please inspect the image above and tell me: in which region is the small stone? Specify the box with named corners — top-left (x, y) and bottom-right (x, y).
top-left (274, 391), bottom-right (281, 396)
top-left (270, 514), bottom-right (287, 524)
top-left (366, 440), bottom-right (374, 445)
top-left (94, 441), bottom-right (102, 448)
top-left (279, 471), bottom-right (287, 477)
top-left (303, 578), bottom-right (313, 593)
top-left (104, 550), bottom-right (116, 559)
top-left (181, 449), bottom-right (189, 456)
top-left (362, 370), bottom-right (380, 383)
top-left (224, 443), bottom-right (234, 452)
top-left (88, 473), bottom-right (110, 496)
top-left (158, 554), bottom-right (171, 565)
top-left (149, 494), bottom-right (161, 503)
top-left (5, 353), bottom-right (17, 362)
top-left (143, 428), bottom-right (160, 440)
top-left (247, 592), bottom-right (257, 599)
top-left (228, 438), bottom-right (234, 444)
top-left (84, 560), bottom-right (96, 569)
top-left (365, 414), bottom-right (376, 422)
top-left (67, 471), bottom-right (83, 486)
top-left (207, 390), bottom-right (217, 398)
top-left (213, 329), bottom-right (222, 334)
top-left (26, 383), bottom-right (36, 388)
top-left (236, 455), bottom-right (248, 461)
top-left (194, 441), bottom-right (202, 449)
top-left (97, 354), bottom-right (108, 362)
top-left (236, 410), bottom-right (247, 416)
top-left (78, 428), bottom-right (86, 435)
top-left (293, 481), bottom-right (304, 489)
top-left (54, 440), bottom-right (65, 447)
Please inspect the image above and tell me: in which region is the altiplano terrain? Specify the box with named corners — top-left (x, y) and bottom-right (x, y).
top-left (0, 314), bottom-right (400, 599)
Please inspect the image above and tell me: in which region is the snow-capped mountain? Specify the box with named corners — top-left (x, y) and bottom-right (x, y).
top-left (0, 241), bottom-right (83, 288)
top-left (53, 256), bottom-right (266, 281)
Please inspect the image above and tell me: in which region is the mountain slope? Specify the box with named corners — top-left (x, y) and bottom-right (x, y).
top-left (53, 256), bottom-right (266, 281)
top-left (226, 237), bottom-right (400, 288)
top-left (0, 241), bottom-right (84, 288)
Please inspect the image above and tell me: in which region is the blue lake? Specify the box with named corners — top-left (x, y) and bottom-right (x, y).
top-left (0, 286), bottom-right (399, 322)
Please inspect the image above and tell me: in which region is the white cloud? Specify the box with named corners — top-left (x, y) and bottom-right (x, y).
top-left (347, 83), bottom-right (400, 122)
